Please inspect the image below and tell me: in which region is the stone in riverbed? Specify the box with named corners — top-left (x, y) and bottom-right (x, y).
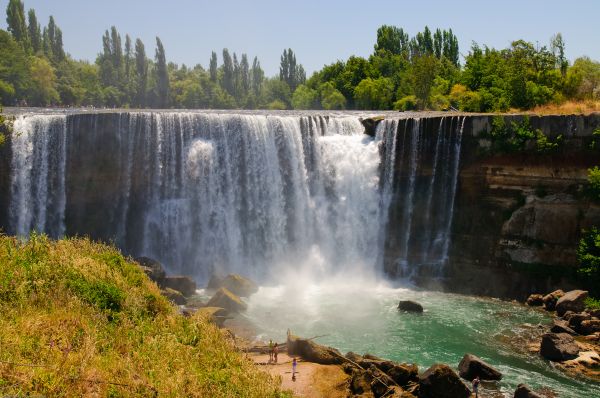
top-left (398, 300), bottom-right (424, 313)
top-left (526, 294), bottom-right (544, 306)
top-left (579, 319), bottom-right (600, 335)
top-left (556, 290), bottom-right (588, 316)
top-left (418, 364), bottom-right (471, 398)
top-left (135, 256), bottom-right (166, 283)
top-left (221, 274), bottom-right (258, 297)
top-left (514, 383), bottom-right (544, 398)
top-left (161, 287), bottom-right (186, 305)
top-left (567, 312), bottom-right (591, 331)
top-left (206, 287), bottom-right (247, 313)
top-left (457, 353), bottom-right (502, 380)
top-left (162, 276), bottom-right (197, 297)
top-left (550, 318), bottom-right (577, 335)
top-left (540, 333), bottom-right (579, 361)
top-left (542, 289), bottom-right (564, 311)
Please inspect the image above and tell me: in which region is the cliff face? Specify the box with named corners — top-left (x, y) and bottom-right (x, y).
top-left (385, 114), bottom-right (600, 298)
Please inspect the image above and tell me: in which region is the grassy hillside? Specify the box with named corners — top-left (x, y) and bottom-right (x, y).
top-left (0, 234), bottom-right (286, 397)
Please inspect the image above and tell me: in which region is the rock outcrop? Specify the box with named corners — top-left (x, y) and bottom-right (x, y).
top-left (543, 290), bottom-right (564, 311)
top-left (457, 353), bottom-right (502, 380)
top-left (398, 301), bottom-right (424, 313)
top-left (514, 383), bottom-right (544, 398)
top-left (162, 276), bottom-right (197, 297)
top-left (540, 333), bottom-right (579, 361)
top-left (206, 287), bottom-right (247, 313)
top-left (526, 294), bottom-right (544, 306)
top-left (161, 287), bottom-right (186, 305)
top-left (286, 334), bottom-right (343, 365)
top-left (135, 256), bottom-right (166, 283)
top-left (556, 290), bottom-right (588, 316)
top-left (418, 364), bottom-right (471, 398)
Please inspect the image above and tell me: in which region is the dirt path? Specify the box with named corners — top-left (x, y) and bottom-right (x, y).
top-left (250, 352), bottom-right (348, 398)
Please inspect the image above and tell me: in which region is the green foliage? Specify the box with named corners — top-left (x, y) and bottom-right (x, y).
top-left (590, 128), bottom-right (600, 150)
top-left (577, 228), bottom-right (600, 296)
top-left (292, 84), bottom-right (318, 109)
top-left (585, 296), bottom-right (600, 310)
top-left (66, 273), bottom-right (124, 312)
top-left (394, 95), bottom-right (418, 111)
top-left (319, 82), bottom-right (345, 110)
top-left (586, 166), bottom-right (600, 202)
top-left (354, 77), bottom-right (393, 110)
top-left (535, 130), bottom-right (562, 152)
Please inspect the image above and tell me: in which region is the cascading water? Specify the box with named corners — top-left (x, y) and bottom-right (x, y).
top-left (5, 111), bottom-right (463, 283)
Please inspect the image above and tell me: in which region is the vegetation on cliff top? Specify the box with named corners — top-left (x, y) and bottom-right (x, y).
top-left (0, 234), bottom-right (285, 397)
top-left (2, 0), bottom-right (600, 111)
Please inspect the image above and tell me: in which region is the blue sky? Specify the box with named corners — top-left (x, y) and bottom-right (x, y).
top-left (1, 0), bottom-right (598, 76)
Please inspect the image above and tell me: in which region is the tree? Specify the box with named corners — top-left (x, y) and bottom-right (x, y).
top-left (319, 82), bottom-right (346, 110)
top-left (6, 0), bottom-right (28, 49)
top-left (551, 33), bottom-right (568, 77)
top-left (354, 77), bottom-right (393, 109)
top-left (222, 48), bottom-right (234, 95)
top-left (29, 56), bottom-right (59, 105)
top-left (412, 55), bottom-right (439, 109)
top-left (240, 53), bottom-right (250, 97)
top-left (0, 29), bottom-right (30, 104)
top-left (27, 9), bottom-right (41, 53)
top-left (251, 56), bottom-right (263, 96)
top-left (209, 51), bottom-right (217, 82)
top-left (292, 84), bottom-right (318, 109)
top-left (374, 25), bottom-right (409, 56)
top-left (279, 48), bottom-right (304, 91)
top-left (134, 38), bottom-right (147, 107)
top-left (154, 37), bottom-right (169, 107)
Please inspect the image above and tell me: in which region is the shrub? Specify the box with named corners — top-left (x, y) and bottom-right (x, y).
top-left (577, 227), bottom-right (600, 296)
top-left (394, 95), bottom-right (418, 111)
top-left (587, 166), bottom-right (600, 202)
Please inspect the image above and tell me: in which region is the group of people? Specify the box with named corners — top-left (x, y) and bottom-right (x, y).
top-left (267, 339), bottom-right (297, 382)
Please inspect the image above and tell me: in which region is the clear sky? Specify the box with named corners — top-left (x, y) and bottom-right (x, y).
top-left (1, 0), bottom-right (598, 76)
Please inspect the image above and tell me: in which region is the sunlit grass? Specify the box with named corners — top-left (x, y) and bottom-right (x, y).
top-left (0, 234), bottom-right (288, 397)
top-left (526, 100), bottom-right (600, 115)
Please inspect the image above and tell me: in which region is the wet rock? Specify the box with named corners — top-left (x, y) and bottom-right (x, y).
top-left (587, 308), bottom-right (600, 318)
top-left (346, 351), bottom-right (364, 363)
top-left (206, 287), bottom-right (247, 313)
top-left (220, 274), bottom-right (258, 297)
top-left (458, 353), bottom-right (502, 380)
top-left (556, 290), bottom-right (588, 316)
top-left (364, 353), bottom-right (384, 361)
top-left (206, 272), bottom-right (224, 289)
top-left (348, 367), bottom-right (373, 396)
top-left (383, 362), bottom-right (419, 388)
top-left (287, 334), bottom-right (344, 365)
top-left (162, 276), bottom-right (197, 297)
top-left (550, 318), bottom-right (577, 335)
top-left (579, 319), bottom-right (600, 335)
top-left (161, 287), bottom-right (186, 305)
top-left (542, 289), bottom-right (564, 311)
top-left (540, 333), bottom-right (579, 361)
top-left (398, 300), bottom-right (424, 313)
top-left (135, 256), bottom-right (166, 283)
top-left (514, 383), bottom-right (544, 398)
top-left (360, 116), bottom-right (385, 137)
top-left (368, 364), bottom-right (397, 397)
top-left (526, 294), bottom-right (544, 306)
top-left (418, 364), bottom-right (471, 398)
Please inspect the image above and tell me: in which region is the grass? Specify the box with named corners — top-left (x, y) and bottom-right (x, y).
top-left (526, 100), bottom-right (600, 115)
top-left (585, 297), bottom-right (600, 310)
top-left (0, 234), bottom-right (288, 397)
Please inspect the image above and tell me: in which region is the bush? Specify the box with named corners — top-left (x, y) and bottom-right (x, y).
top-left (587, 166), bottom-right (600, 202)
top-left (577, 227), bottom-right (600, 296)
top-left (394, 95), bottom-right (418, 111)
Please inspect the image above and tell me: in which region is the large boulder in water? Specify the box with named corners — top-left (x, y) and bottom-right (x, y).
top-left (360, 116), bottom-right (385, 137)
top-left (220, 274), bottom-right (258, 297)
top-left (398, 300), bottom-right (423, 313)
top-left (556, 290), bottom-right (588, 316)
top-left (135, 256), bottom-right (166, 283)
top-left (540, 333), bottom-right (579, 361)
top-left (287, 334), bottom-right (344, 365)
top-left (514, 383), bottom-right (544, 398)
top-left (162, 276), bottom-right (197, 297)
top-left (418, 364), bottom-right (471, 398)
top-left (457, 353), bottom-right (502, 380)
top-left (206, 287), bottom-right (247, 313)
top-left (526, 294), bottom-right (544, 306)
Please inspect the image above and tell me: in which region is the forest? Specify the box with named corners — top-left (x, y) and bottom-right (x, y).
top-left (1, 0), bottom-right (600, 111)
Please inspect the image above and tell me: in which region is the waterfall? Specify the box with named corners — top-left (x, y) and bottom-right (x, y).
top-left (5, 111), bottom-right (464, 283)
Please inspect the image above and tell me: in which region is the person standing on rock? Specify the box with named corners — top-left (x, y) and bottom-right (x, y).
top-left (472, 376), bottom-right (480, 398)
top-left (273, 342), bottom-right (279, 363)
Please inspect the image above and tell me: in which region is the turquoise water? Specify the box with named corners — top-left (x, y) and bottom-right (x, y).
top-left (240, 280), bottom-right (599, 398)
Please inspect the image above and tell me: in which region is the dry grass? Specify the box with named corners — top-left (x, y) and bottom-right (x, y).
top-left (0, 234), bottom-right (288, 397)
top-left (525, 100), bottom-right (600, 115)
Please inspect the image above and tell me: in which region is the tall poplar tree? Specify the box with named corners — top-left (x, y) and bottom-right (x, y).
top-left (6, 0), bottom-right (28, 50)
top-left (154, 36), bottom-right (169, 108)
top-left (134, 38), bottom-right (147, 107)
top-left (222, 48), bottom-right (234, 95)
top-left (209, 51), bottom-right (218, 82)
top-left (27, 9), bottom-right (41, 53)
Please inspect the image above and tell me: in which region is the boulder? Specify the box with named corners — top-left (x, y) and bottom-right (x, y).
top-left (398, 300), bottom-right (424, 313)
top-left (135, 256), bottom-right (166, 283)
top-left (220, 274), bottom-right (259, 297)
top-left (367, 364), bottom-right (397, 398)
top-left (206, 287), bottom-right (247, 313)
top-left (550, 318), bottom-right (577, 335)
top-left (286, 334), bottom-right (344, 365)
top-left (514, 383), bottom-right (544, 398)
top-left (579, 319), bottom-right (600, 335)
top-left (194, 306), bottom-right (230, 327)
top-left (567, 312), bottom-right (591, 331)
top-left (360, 116), bottom-right (385, 137)
top-left (542, 289), bottom-right (564, 311)
top-left (526, 294), bottom-right (544, 306)
top-left (348, 367), bottom-right (374, 396)
top-left (540, 333), bottom-right (579, 361)
top-left (556, 290), bottom-right (588, 316)
top-left (161, 287), bottom-right (186, 305)
top-left (418, 364), bottom-right (471, 398)
top-left (381, 362), bottom-right (419, 388)
top-left (587, 308), bottom-right (600, 318)
top-left (206, 272), bottom-right (224, 289)
top-left (162, 276), bottom-right (197, 297)
top-left (457, 353), bottom-right (502, 380)
top-left (346, 351), bottom-right (364, 363)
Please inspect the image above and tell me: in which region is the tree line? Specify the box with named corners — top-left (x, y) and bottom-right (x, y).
top-left (1, 0), bottom-right (599, 111)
